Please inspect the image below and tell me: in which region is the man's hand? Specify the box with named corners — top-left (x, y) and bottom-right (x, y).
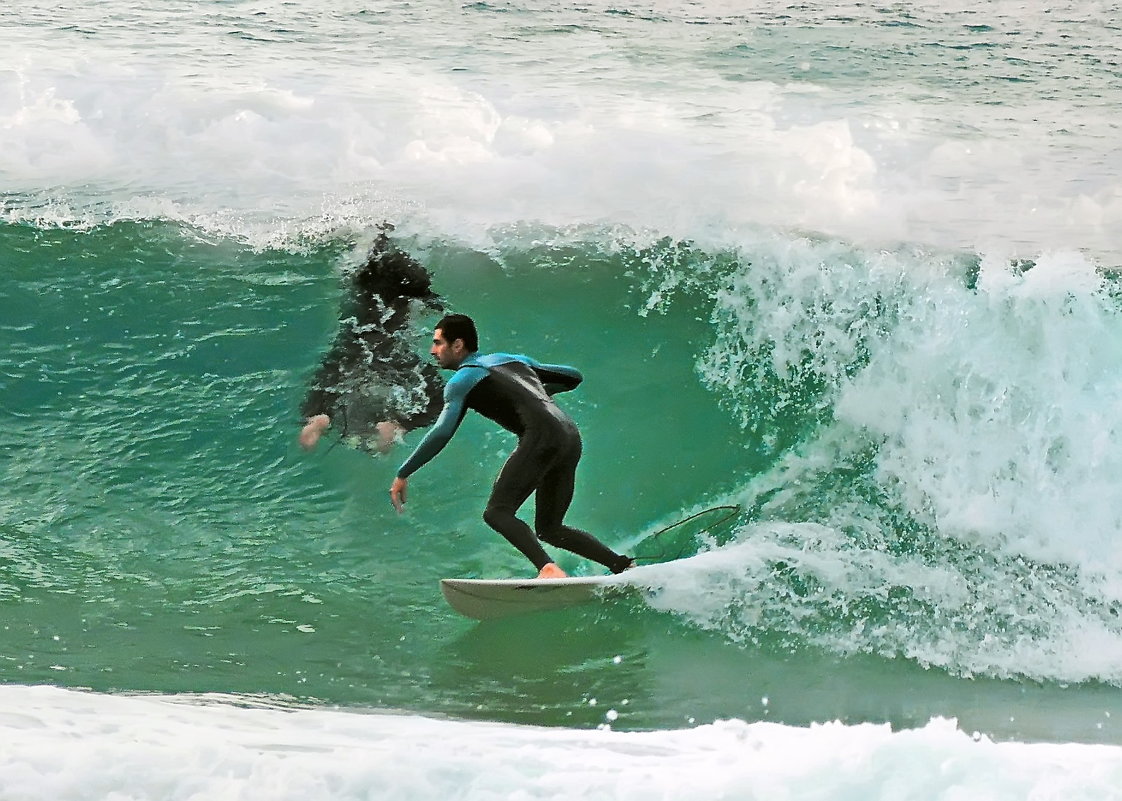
top-left (390, 476), bottom-right (408, 513)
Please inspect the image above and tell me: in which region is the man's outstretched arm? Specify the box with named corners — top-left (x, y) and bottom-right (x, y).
top-left (389, 371), bottom-right (476, 511)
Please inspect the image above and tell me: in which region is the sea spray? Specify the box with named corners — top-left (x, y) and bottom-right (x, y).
top-left (625, 232), bottom-right (1122, 683)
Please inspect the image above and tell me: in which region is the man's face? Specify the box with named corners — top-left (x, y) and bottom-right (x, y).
top-left (431, 328), bottom-right (466, 369)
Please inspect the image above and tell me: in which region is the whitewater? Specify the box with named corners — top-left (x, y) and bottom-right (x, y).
top-left (5, 0), bottom-right (1119, 257)
top-left (1, 686), bottom-right (1121, 800)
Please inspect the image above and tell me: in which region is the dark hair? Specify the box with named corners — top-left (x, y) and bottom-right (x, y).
top-left (436, 314), bottom-right (478, 353)
top-left (352, 231), bottom-right (441, 307)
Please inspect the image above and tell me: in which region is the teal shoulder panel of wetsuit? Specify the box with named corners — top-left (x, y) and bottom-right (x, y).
top-left (395, 352), bottom-right (583, 478)
top-left (468, 352), bottom-right (583, 395)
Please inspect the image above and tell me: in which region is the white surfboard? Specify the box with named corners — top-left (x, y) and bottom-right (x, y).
top-left (439, 506), bottom-right (741, 620)
top-left (440, 575), bottom-right (627, 620)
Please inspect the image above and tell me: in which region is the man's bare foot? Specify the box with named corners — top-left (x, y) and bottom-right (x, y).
top-left (299, 414), bottom-right (331, 450)
top-left (537, 563), bottom-right (567, 579)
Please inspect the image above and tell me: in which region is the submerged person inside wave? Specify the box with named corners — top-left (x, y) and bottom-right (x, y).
top-left (389, 313), bottom-right (633, 579)
top-left (299, 228), bottom-right (444, 453)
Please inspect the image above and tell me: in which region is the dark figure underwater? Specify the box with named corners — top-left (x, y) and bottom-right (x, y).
top-left (299, 229), bottom-right (444, 453)
top-left (389, 314), bottom-right (634, 579)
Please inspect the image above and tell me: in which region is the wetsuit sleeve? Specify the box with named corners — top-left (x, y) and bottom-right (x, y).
top-left (395, 370), bottom-right (475, 478)
top-left (523, 356), bottom-right (583, 396)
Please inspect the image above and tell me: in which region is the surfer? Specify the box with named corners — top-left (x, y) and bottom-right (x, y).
top-left (299, 228), bottom-right (445, 453)
top-left (389, 314), bottom-right (633, 579)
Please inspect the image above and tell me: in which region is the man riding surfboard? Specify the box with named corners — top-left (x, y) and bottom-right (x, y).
top-left (389, 314), bottom-right (633, 579)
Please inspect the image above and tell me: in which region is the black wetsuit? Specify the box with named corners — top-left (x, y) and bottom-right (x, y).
top-left (397, 352), bottom-right (631, 573)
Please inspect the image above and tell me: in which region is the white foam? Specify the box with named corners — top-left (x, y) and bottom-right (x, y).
top-left (712, 245), bottom-right (1120, 563)
top-left (837, 250), bottom-right (1122, 576)
top-left (1, 1), bottom-right (1119, 258)
top-left (624, 525), bottom-right (1122, 683)
top-left (2, 685), bottom-right (1121, 801)
top-left (644, 234), bottom-right (1122, 682)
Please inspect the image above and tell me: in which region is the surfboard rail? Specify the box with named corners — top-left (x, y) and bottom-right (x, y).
top-left (439, 576), bottom-right (614, 620)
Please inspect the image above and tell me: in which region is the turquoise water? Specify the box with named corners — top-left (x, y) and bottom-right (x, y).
top-left (6, 219), bottom-right (1122, 743)
top-left (0, 221), bottom-right (754, 725)
top-left (3, 1), bottom-right (1122, 796)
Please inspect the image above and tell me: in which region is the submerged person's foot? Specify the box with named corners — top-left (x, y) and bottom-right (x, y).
top-left (374, 420), bottom-right (405, 454)
top-left (299, 414), bottom-right (331, 450)
top-left (537, 562), bottom-right (567, 579)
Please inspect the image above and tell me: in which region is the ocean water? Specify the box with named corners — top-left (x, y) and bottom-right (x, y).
top-left (3, 0), bottom-right (1122, 797)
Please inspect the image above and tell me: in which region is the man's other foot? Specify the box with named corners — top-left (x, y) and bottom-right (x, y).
top-left (610, 556), bottom-right (636, 574)
top-left (537, 563), bottom-right (568, 579)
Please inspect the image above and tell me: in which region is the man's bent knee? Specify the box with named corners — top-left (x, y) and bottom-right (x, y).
top-left (483, 504), bottom-right (516, 531)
